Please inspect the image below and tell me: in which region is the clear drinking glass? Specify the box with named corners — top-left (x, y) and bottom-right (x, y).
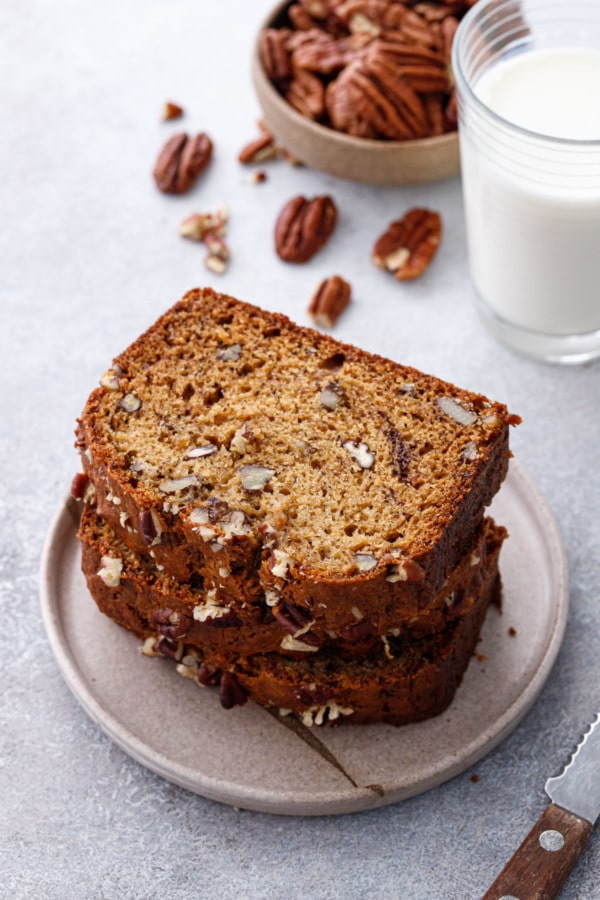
top-left (453, 0), bottom-right (600, 364)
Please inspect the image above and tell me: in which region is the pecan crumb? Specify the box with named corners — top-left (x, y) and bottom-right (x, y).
top-left (180, 205), bottom-right (231, 274)
top-left (161, 101), bottom-right (184, 121)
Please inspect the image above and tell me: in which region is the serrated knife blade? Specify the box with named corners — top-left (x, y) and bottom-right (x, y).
top-left (545, 713), bottom-right (600, 826)
top-left (483, 715), bottom-right (600, 900)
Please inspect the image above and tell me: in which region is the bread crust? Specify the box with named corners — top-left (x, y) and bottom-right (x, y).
top-left (80, 502), bottom-right (505, 660)
top-left (83, 541), bottom-right (501, 726)
top-left (76, 288), bottom-right (518, 618)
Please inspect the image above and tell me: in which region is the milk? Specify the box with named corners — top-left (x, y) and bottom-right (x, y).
top-left (476, 49), bottom-right (600, 140)
top-left (459, 47), bottom-right (600, 340)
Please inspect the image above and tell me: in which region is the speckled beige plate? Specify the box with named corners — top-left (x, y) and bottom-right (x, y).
top-left (40, 460), bottom-right (568, 816)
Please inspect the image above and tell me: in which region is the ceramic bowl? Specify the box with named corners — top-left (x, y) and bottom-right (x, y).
top-left (251, 0), bottom-right (460, 186)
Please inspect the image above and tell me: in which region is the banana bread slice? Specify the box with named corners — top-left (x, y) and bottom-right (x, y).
top-left (85, 539), bottom-right (501, 726)
top-left (79, 501), bottom-right (506, 660)
top-left (76, 288), bottom-right (519, 612)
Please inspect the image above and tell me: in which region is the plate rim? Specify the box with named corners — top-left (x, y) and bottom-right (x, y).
top-left (39, 458), bottom-right (569, 816)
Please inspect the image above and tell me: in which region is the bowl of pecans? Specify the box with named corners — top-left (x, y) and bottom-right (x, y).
top-left (252, 0), bottom-right (468, 186)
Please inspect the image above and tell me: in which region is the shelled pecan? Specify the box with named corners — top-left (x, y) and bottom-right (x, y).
top-left (372, 208), bottom-right (442, 280)
top-left (326, 57), bottom-right (429, 140)
top-left (308, 275), bottom-right (351, 327)
top-left (238, 132), bottom-right (278, 164)
top-left (285, 68), bottom-right (327, 120)
top-left (367, 40), bottom-right (449, 92)
top-left (259, 28), bottom-right (293, 84)
top-left (289, 2), bottom-right (321, 30)
top-left (290, 2), bottom-right (347, 36)
top-left (275, 195), bottom-right (337, 263)
top-left (153, 132), bottom-right (213, 194)
top-left (292, 31), bottom-right (371, 74)
top-left (259, 0), bottom-right (476, 142)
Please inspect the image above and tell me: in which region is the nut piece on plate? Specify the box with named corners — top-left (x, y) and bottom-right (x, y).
top-left (308, 275), bottom-right (351, 328)
top-left (153, 132), bottom-right (213, 194)
top-left (275, 195), bottom-right (337, 263)
top-left (372, 208), bottom-right (442, 280)
top-left (161, 101), bottom-right (184, 121)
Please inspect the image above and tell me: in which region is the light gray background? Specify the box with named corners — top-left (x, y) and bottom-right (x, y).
top-left (1, 1), bottom-right (599, 897)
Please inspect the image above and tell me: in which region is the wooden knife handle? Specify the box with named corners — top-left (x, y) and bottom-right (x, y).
top-left (482, 803), bottom-right (593, 900)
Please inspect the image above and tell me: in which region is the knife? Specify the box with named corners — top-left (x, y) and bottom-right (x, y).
top-left (483, 714), bottom-right (600, 900)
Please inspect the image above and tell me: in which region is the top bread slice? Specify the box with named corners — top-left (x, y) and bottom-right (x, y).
top-left (76, 288), bottom-right (518, 607)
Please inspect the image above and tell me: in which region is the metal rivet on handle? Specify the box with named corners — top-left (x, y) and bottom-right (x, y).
top-left (539, 829), bottom-right (565, 852)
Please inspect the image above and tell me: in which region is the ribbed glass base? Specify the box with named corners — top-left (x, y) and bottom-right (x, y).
top-left (476, 293), bottom-right (600, 365)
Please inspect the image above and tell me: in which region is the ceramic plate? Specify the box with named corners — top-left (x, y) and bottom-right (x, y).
top-left (40, 459), bottom-right (568, 816)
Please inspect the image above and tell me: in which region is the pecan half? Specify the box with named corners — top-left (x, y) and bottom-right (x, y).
top-left (219, 671), bottom-right (248, 709)
top-left (372, 208), bottom-right (442, 280)
top-left (153, 132), bottom-right (213, 194)
top-left (293, 32), bottom-right (371, 75)
top-left (338, 618), bottom-right (375, 643)
top-left (70, 472), bottom-right (89, 500)
top-left (367, 41), bottom-right (450, 94)
top-left (273, 602), bottom-right (314, 636)
top-left (285, 68), bottom-right (326, 120)
top-left (396, 8), bottom-right (440, 49)
top-left (289, 3), bottom-right (323, 31)
top-left (152, 608), bottom-right (192, 640)
top-left (308, 275), bottom-right (351, 327)
top-left (326, 56), bottom-right (430, 139)
top-left (275, 195), bottom-right (337, 263)
top-left (259, 28), bottom-right (293, 83)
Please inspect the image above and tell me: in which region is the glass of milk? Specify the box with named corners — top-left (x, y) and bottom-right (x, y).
top-left (453, 0), bottom-right (600, 364)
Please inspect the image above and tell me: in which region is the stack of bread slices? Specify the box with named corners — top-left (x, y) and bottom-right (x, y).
top-left (74, 289), bottom-right (519, 726)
